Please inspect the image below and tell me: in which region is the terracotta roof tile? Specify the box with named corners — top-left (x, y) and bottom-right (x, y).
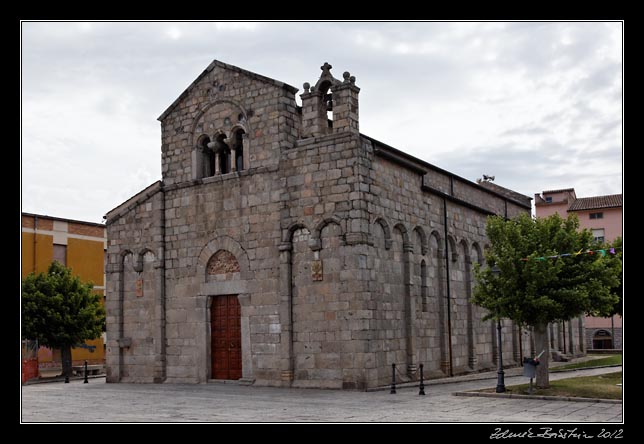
top-left (568, 194), bottom-right (622, 211)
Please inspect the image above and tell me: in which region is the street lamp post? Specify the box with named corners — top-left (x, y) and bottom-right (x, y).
top-left (491, 265), bottom-right (506, 393)
top-left (496, 317), bottom-right (506, 393)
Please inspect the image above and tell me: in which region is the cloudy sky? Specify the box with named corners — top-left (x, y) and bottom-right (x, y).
top-left (21, 21), bottom-right (622, 224)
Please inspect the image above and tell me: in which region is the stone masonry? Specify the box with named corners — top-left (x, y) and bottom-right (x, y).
top-left (105, 60), bottom-right (585, 389)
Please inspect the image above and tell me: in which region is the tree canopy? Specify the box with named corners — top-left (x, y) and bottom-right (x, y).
top-left (22, 261), bottom-right (105, 349)
top-left (472, 213), bottom-right (621, 326)
top-left (471, 212), bottom-right (620, 389)
top-left (605, 237), bottom-right (623, 317)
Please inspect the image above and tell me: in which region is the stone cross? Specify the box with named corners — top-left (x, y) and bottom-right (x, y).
top-left (320, 62), bottom-right (332, 75)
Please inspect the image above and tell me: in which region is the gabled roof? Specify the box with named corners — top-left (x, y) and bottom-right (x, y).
top-left (568, 194), bottom-right (622, 211)
top-left (104, 181), bottom-right (163, 222)
top-left (157, 60), bottom-right (299, 122)
top-left (22, 212), bottom-right (105, 228)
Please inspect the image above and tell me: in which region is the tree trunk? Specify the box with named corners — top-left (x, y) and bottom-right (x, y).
top-left (60, 345), bottom-right (73, 379)
top-left (533, 323), bottom-right (550, 388)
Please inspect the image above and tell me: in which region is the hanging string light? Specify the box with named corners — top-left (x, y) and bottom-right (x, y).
top-left (519, 247), bottom-right (621, 261)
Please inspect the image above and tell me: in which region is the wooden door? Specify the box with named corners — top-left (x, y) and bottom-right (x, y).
top-left (211, 295), bottom-right (242, 380)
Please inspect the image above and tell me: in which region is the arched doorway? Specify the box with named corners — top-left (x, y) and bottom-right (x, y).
top-left (207, 250), bottom-right (242, 380)
top-left (593, 330), bottom-right (613, 350)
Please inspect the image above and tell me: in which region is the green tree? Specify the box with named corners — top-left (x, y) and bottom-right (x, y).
top-left (603, 237), bottom-right (623, 318)
top-left (22, 261), bottom-right (106, 379)
top-left (473, 213), bottom-right (620, 388)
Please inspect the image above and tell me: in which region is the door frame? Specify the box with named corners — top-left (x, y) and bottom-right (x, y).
top-left (210, 294), bottom-right (242, 380)
top-left (204, 292), bottom-right (251, 381)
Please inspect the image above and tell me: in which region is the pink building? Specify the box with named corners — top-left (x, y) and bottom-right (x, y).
top-left (534, 188), bottom-right (622, 350)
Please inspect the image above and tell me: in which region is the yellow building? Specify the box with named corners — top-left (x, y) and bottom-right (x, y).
top-left (21, 213), bottom-right (106, 369)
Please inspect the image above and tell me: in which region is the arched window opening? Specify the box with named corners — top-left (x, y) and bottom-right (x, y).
top-left (198, 135), bottom-right (213, 178)
top-left (216, 134), bottom-right (231, 175)
top-left (325, 93), bottom-right (333, 128)
top-left (592, 330), bottom-right (613, 350)
top-left (421, 260), bottom-right (428, 312)
top-left (234, 129), bottom-right (245, 172)
top-left (318, 80), bottom-right (333, 129)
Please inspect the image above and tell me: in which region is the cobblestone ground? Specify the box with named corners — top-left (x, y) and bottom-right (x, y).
top-left (21, 367), bottom-right (622, 423)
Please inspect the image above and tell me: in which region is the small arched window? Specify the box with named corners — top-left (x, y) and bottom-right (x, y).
top-left (216, 134), bottom-right (231, 175)
top-left (197, 135), bottom-right (213, 178)
top-left (420, 260), bottom-right (428, 312)
top-left (233, 129), bottom-right (245, 172)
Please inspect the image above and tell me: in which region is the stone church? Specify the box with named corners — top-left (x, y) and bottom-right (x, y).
top-left (105, 60), bottom-right (585, 389)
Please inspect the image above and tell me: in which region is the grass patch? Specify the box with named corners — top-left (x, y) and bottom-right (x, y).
top-left (481, 372), bottom-right (622, 400)
top-left (552, 355), bottom-right (622, 372)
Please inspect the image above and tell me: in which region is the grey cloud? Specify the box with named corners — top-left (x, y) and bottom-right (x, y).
top-left (568, 62), bottom-right (621, 97)
top-left (21, 21), bottom-right (622, 222)
top-left (495, 22), bottom-right (611, 73)
top-left (501, 125), bottom-right (550, 137)
top-left (593, 119), bottom-right (621, 139)
top-left (540, 111), bottom-right (564, 124)
top-left (430, 134), bottom-right (619, 200)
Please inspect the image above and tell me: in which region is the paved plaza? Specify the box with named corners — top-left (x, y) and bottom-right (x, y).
top-left (21, 367), bottom-right (622, 423)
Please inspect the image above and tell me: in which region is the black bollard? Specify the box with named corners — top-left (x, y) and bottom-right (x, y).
top-left (390, 363), bottom-right (396, 394)
top-left (64, 374), bottom-right (69, 383)
top-left (84, 360), bottom-right (89, 383)
top-left (419, 363), bottom-right (425, 395)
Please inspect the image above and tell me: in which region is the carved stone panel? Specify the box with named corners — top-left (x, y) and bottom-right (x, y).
top-left (207, 250), bottom-right (241, 275)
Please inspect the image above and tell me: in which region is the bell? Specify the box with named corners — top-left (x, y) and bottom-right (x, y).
top-left (323, 93), bottom-right (333, 111)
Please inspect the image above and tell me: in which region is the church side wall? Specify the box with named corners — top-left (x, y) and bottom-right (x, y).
top-left (363, 137), bottom-right (530, 386)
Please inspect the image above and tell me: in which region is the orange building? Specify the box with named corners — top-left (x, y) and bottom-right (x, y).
top-left (21, 213), bottom-right (106, 372)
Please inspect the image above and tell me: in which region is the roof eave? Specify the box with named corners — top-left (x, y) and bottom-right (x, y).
top-left (363, 133), bottom-right (532, 209)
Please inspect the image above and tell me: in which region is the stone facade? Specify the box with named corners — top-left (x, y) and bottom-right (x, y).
top-left (105, 60), bottom-right (583, 389)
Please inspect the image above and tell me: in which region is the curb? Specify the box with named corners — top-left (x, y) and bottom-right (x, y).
top-left (551, 364), bottom-right (622, 373)
top-left (452, 391), bottom-right (622, 404)
top-left (366, 372), bottom-right (526, 392)
top-left (23, 375), bottom-right (106, 385)
top-left (367, 364), bottom-right (622, 392)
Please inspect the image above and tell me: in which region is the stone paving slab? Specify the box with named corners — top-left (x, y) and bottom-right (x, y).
top-left (454, 391), bottom-right (621, 404)
top-left (21, 367), bottom-right (623, 423)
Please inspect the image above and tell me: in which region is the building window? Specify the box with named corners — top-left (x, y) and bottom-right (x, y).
top-left (196, 135), bottom-right (213, 179)
top-left (53, 244), bottom-right (67, 266)
top-left (420, 260), bottom-right (428, 312)
top-left (593, 330), bottom-right (613, 350)
top-left (196, 129), bottom-right (248, 178)
top-left (216, 134), bottom-right (231, 175)
top-left (590, 212), bottom-right (604, 219)
top-left (545, 196), bottom-right (552, 203)
top-left (233, 129), bottom-right (245, 172)
top-left (592, 228), bottom-right (605, 243)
